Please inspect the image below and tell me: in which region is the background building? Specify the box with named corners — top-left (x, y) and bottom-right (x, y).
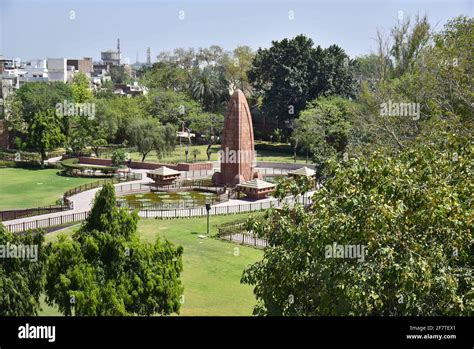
top-left (101, 50), bottom-right (121, 66)
top-left (67, 57), bottom-right (93, 76)
top-left (47, 58), bottom-right (67, 83)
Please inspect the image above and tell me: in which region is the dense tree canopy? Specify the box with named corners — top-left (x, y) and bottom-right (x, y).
top-left (243, 123), bottom-right (473, 316)
top-left (29, 109), bottom-right (65, 164)
top-left (128, 118), bottom-right (164, 162)
top-left (7, 82), bottom-right (72, 152)
top-left (249, 35), bottom-right (355, 123)
top-left (293, 96), bottom-right (357, 174)
top-left (71, 72), bottom-right (93, 103)
top-left (242, 15), bottom-right (473, 317)
top-left (190, 66), bottom-right (229, 112)
top-left (0, 225), bottom-right (45, 316)
top-left (45, 183), bottom-right (184, 316)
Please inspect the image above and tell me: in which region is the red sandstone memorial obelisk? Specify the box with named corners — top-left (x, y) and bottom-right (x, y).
top-left (212, 90), bottom-right (259, 186)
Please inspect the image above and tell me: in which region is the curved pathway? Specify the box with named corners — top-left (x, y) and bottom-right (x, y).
top-left (3, 170), bottom-right (153, 232)
top-left (3, 168), bottom-right (315, 233)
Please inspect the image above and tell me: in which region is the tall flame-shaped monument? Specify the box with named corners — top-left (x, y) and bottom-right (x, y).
top-left (212, 90), bottom-right (260, 186)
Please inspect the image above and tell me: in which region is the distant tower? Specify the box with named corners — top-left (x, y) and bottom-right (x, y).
top-left (136, 52), bottom-right (139, 64)
top-left (146, 47), bottom-right (151, 65)
top-left (117, 38), bottom-right (121, 65)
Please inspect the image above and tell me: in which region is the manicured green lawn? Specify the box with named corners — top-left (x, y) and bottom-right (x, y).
top-left (255, 141), bottom-right (307, 163)
top-left (102, 144), bottom-right (219, 164)
top-left (0, 168), bottom-right (101, 210)
top-left (40, 213), bottom-right (264, 316)
top-left (102, 142), bottom-right (307, 164)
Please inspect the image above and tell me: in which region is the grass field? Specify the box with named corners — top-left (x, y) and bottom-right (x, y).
top-left (0, 168), bottom-right (101, 210)
top-left (101, 141), bottom-right (307, 164)
top-left (255, 141), bottom-right (308, 163)
top-left (40, 213), bottom-right (264, 316)
top-left (102, 144), bottom-right (217, 163)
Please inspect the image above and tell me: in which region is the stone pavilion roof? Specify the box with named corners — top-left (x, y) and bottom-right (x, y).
top-left (288, 166), bottom-right (316, 177)
top-left (237, 179), bottom-right (275, 190)
top-left (147, 166), bottom-right (181, 176)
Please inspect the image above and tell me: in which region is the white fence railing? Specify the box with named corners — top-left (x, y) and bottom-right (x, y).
top-left (4, 194), bottom-right (313, 233)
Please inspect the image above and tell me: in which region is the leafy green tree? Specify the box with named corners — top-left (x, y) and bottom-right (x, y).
top-left (110, 65), bottom-right (131, 84)
top-left (144, 46), bottom-right (239, 112)
top-left (45, 183), bottom-right (184, 316)
top-left (351, 15), bottom-right (473, 155)
top-left (94, 97), bottom-right (148, 144)
top-left (242, 125), bottom-right (473, 316)
top-left (111, 149), bottom-right (127, 167)
top-left (163, 123), bottom-right (177, 154)
top-left (68, 112), bottom-right (108, 156)
top-left (291, 118), bottom-right (315, 163)
top-left (67, 116), bottom-right (90, 155)
top-left (293, 96), bottom-right (356, 174)
top-left (71, 72), bottom-right (93, 103)
top-left (128, 118), bottom-right (165, 162)
top-left (29, 109), bottom-right (65, 165)
top-left (145, 90), bottom-right (203, 125)
top-left (222, 45), bottom-right (255, 94)
top-left (188, 112), bottom-right (224, 148)
top-left (272, 129), bottom-right (283, 143)
top-left (317, 45), bottom-right (356, 98)
top-left (155, 124), bottom-right (176, 159)
top-left (390, 15), bottom-right (430, 78)
top-left (196, 45), bottom-right (226, 66)
top-left (8, 81), bottom-right (72, 142)
top-left (157, 47), bottom-right (199, 73)
top-left (10, 82), bottom-right (72, 125)
top-left (0, 224), bottom-right (45, 316)
top-left (190, 66), bottom-right (229, 112)
top-left (191, 148), bottom-right (201, 162)
top-left (249, 35), bottom-right (355, 123)
top-left (140, 61), bottom-right (189, 92)
top-left (83, 182), bottom-right (117, 232)
top-left (421, 16), bottom-right (473, 122)
top-left (353, 54), bottom-right (385, 91)
top-left (90, 138), bottom-right (108, 158)
top-left (95, 79), bottom-right (115, 99)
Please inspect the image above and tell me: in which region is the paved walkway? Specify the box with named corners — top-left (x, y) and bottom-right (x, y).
top-left (3, 170), bottom-right (153, 228)
top-left (3, 168), bottom-right (315, 232)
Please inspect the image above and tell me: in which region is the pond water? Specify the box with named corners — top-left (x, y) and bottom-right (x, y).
top-left (118, 190), bottom-right (218, 209)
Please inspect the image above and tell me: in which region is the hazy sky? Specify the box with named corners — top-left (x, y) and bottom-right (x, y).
top-left (1, 0), bottom-right (472, 62)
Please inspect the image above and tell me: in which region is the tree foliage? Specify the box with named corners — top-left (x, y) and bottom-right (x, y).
top-left (29, 109), bottom-right (65, 164)
top-left (45, 183), bottom-right (184, 316)
top-left (293, 96), bottom-right (357, 173)
top-left (0, 225), bottom-right (45, 316)
top-left (190, 66), bottom-right (229, 112)
top-left (109, 65), bottom-right (131, 84)
top-left (243, 124), bottom-right (473, 316)
top-left (349, 16), bottom-right (473, 155)
top-left (111, 149), bottom-right (127, 167)
top-left (71, 72), bottom-right (93, 103)
top-left (249, 35), bottom-right (355, 123)
top-left (7, 82), bottom-right (72, 147)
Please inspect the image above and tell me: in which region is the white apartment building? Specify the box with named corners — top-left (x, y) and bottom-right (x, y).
top-left (47, 58), bottom-right (68, 83)
top-left (20, 59), bottom-right (49, 83)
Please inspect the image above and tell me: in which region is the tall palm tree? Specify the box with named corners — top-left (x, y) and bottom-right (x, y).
top-left (190, 67), bottom-right (225, 111)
